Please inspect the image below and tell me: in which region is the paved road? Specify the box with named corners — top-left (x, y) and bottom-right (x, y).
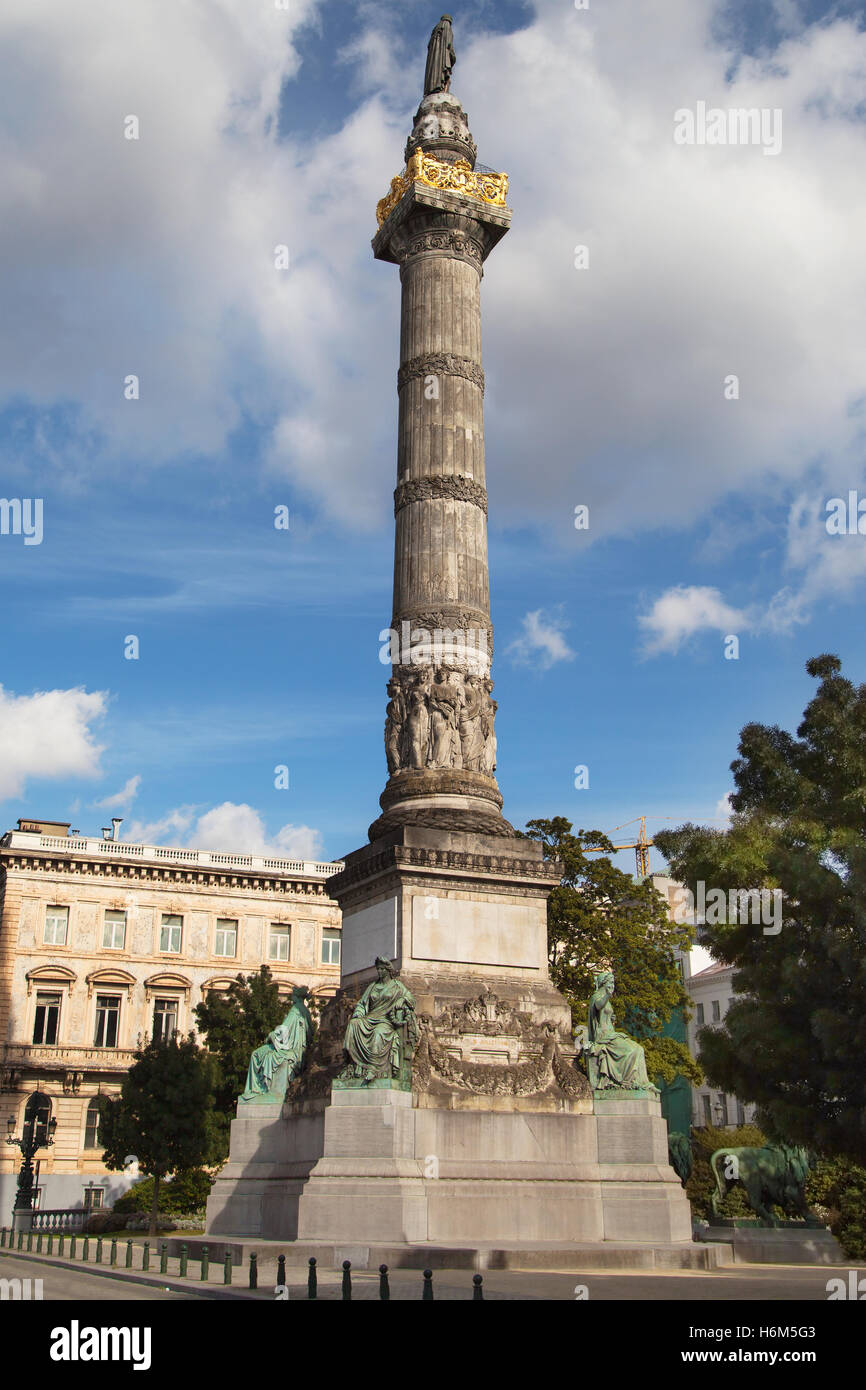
top-left (260, 1263), bottom-right (860, 1301)
top-left (2, 1251), bottom-right (860, 1300)
top-left (0, 1255), bottom-right (204, 1301)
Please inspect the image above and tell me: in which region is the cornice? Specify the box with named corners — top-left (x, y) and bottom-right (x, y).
top-left (0, 851), bottom-right (336, 900)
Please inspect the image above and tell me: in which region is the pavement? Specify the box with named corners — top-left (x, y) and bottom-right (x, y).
top-left (0, 1254), bottom-right (204, 1301)
top-left (1, 1247), bottom-right (861, 1300)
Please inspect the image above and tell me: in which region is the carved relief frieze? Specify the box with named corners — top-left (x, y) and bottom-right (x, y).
top-left (397, 353), bottom-right (485, 394)
top-left (394, 474), bottom-right (488, 515)
top-left (385, 668), bottom-right (497, 775)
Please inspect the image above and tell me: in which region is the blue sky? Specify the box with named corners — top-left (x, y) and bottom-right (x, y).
top-left (1, 0), bottom-right (865, 870)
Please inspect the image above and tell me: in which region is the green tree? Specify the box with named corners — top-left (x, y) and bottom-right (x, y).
top-left (655, 654), bottom-right (866, 1162)
top-left (807, 1155), bottom-right (866, 1260)
top-left (112, 1167), bottom-right (214, 1217)
top-left (100, 1034), bottom-right (221, 1237)
top-left (194, 966), bottom-right (286, 1152)
top-left (521, 817), bottom-right (700, 1085)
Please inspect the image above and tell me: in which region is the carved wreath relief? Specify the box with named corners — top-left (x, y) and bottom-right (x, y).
top-left (385, 668), bottom-right (497, 775)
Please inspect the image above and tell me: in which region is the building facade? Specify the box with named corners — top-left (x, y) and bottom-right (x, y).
top-left (685, 959), bottom-right (756, 1130)
top-left (652, 875), bottom-right (755, 1131)
top-left (0, 819), bottom-right (342, 1216)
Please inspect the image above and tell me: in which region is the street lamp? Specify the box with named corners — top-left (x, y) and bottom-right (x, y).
top-left (5, 1108), bottom-right (58, 1223)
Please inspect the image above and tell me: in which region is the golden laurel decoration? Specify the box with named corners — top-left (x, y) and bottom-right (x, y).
top-left (376, 151), bottom-right (509, 227)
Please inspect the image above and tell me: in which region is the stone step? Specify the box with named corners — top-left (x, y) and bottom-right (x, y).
top-left (170, 1235), bottom-right (732, 1272)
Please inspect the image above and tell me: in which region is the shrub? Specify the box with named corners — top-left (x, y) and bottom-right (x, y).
top-left (84, 1211), bottom-right (125, 1234)
top-left (807, 1155), bottom-right (866, 1260)
top-left (123, 1213), bottom-right (177, 1232)
top-left (112, 1167), bottom-right (215, 1216)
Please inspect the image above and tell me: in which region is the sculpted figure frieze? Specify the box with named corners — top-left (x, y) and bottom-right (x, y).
top-left (384, 667), bottom-right (497, 775)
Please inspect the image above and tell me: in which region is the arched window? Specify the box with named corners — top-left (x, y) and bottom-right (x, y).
top-left (84, 1099), bottom-right (102, 1151)
top-left (23, 1091), bottom-right (52, 1147)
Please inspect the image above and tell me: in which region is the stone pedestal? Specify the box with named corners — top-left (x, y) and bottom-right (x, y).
top-left (329, 824), bottom-right (568, 1037)
top-left (206, 822), bottom-right (697, 1256)
top-left (698, 1225), bottom-right (846, 1264)
top-left (205, 1088), bottom-right (693, 1248)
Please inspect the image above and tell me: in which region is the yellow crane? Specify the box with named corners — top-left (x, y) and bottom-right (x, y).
top-left (584, 813), bottom-right (732, 879)
top-left (584, 815), bottom-right (653, 879)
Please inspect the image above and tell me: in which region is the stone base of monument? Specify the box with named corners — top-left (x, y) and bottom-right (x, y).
top-left (696, 1225), bottom-right (846, 1264)
top-left (205, 1088), bottom-right (719, 1266)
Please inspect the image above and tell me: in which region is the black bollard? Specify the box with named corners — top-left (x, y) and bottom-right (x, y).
top-left (379, 1264), bottom-right (390, 1301)
top-left (96, 1237), bottom-right (103, 1264)
top-left (277, 1254), bottom-right (286, 1288)
top-left (142, 1241), bottom-right (150, 1271)
top-left (472, 1273), bottom-right (484, 1301)
top-left (179, 1243), bottom-right (188, 1277)
top-left (160, 1243), bottom-right (168, 1274)
top-left (224, 1252), bottom-right (232, 1286)
top-left (125, 1240), bottom-right (133, 1269)
top-left (249, 1252), bottom-right (258, 1289)
top-left (341, 1260), bottom-right (352, 1301)
top-left (422, 1268), bottom-right (434, 1301)
top-left (200, 1246), bottom-right (209, 1281)
top-left (307, 1257), bottom-right (317, 1300)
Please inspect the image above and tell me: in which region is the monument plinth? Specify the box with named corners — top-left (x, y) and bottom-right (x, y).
top-left (206, 19), bottom-right (709, 1267)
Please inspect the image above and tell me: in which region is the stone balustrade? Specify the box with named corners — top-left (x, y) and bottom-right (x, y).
top-left (0, 830), bottom-right (342, 879)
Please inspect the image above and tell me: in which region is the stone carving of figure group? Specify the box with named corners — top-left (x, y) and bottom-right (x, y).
top-left (385, 667), bottom-right (497, 776)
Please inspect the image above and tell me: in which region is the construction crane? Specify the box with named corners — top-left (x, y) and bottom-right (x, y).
top-left (584, 816), bottom-right (653, 878)
top-left (583, 813), bottom-right (732, 879)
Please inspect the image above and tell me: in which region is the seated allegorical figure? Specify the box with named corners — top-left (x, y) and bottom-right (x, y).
top-left (341, 957), bottom-right (418, 1084)
top-left (584, 970), bottom-right (658, 1094)
top-left (239, 985), bottom-right (313, 1104)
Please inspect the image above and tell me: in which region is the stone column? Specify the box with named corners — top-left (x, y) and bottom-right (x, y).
top-left (370, 94), bottom-right (512, 841)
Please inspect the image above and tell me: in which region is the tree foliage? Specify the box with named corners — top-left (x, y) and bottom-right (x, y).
top-left (521, 817), bottom-right (700, 1085)
top-left (113, 1168), bottom-right (214, 1216)
top-left (655, 654), bottom-right (866, 1162)
top-left (99, 1034), bottom-right (221, 1235)
top-left (193, 965), bottom-right (286, 1152)
top-left (807, 1155), bottom-right (866, 1260)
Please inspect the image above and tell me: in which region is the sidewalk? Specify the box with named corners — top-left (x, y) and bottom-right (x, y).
top-left (0, 1238), bottom-right (490, 1300)
top-left (2, 1236), bottom-right (857, 1301)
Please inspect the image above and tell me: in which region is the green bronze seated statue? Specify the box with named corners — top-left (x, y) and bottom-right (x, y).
top-left (583, 970), bottom-right (658, 1095)
top-left (337, 956), bottom-right (418, 1088)
top-left (239, 984), bottom-right (313, 1104)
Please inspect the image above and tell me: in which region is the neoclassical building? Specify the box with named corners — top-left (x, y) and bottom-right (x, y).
top-left (652, 874), bottom-right (755, 1131)
top-left (0, 818), bottom-right (342, 1215)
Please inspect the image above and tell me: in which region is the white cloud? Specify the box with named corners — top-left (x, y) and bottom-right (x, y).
top-left (761, 486), bottom-right (866, 630)
top-left (2, 0), bottom-right (865, 580)
top-left (506, 608), bottom-right (576, 670)
top-left (93, 775), bottom-right (141, 810)
top-left (639, 585), bottom-right (748, 655)
top-left (715, 792), bottom-right (734, 822)
top-left (123, 801), bottom-right (324, 861)
top-left (0, 685), bottom-right (107, 800)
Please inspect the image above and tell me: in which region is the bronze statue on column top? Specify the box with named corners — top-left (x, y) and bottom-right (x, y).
top-left (424, 15), bottom-right (456, 94)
